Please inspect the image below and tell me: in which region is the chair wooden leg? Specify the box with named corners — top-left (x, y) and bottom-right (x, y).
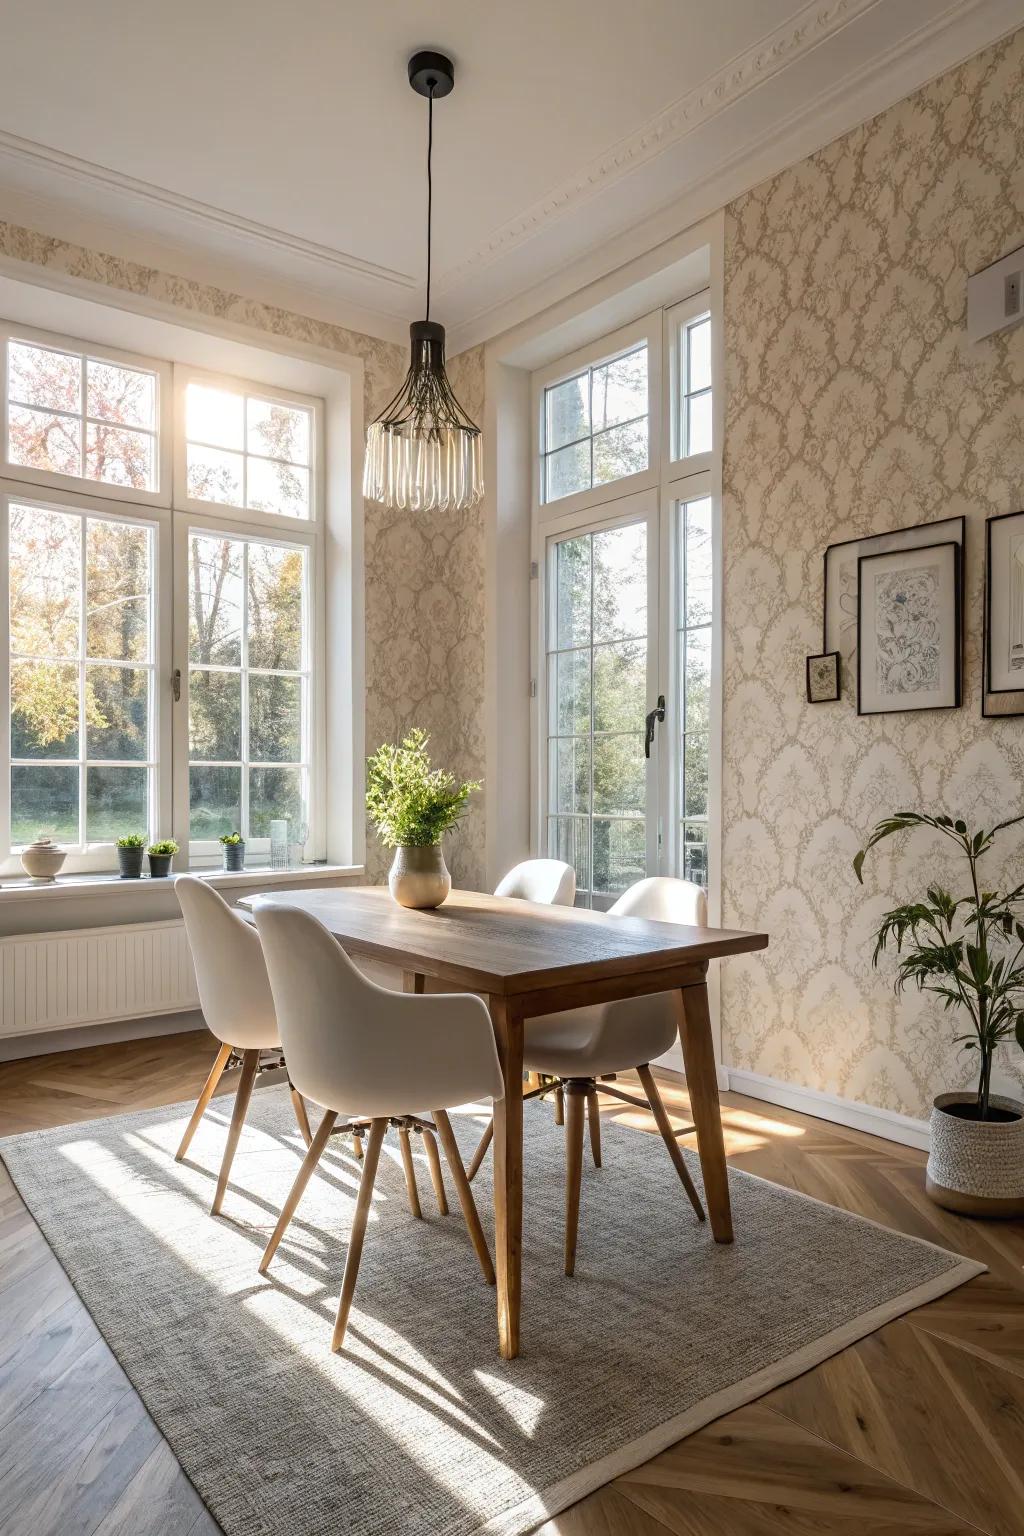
top-left (564, 1083), bottom-right (586, 1276)
top-left (352, 1131), bottom-right (364, 1160)
top-left (466, 1118), bottom-right (493, 1183)
top-left (636, 1064), bottom-right (705, 1222)
top-left (259, 1108), bottom-right (339, 1274)
top-left (211, 1049), bottom-right (260, 1215)
top-left (332, 1118), bottom-right (387, 1352)
top-left (421, 1128), bottom-right (449, 1215)
top-left (289, 1085), bottom-right (313, 1148)
top-left (175, 1042), bottom-right (232, 1162)
top-left (398, 1125), bottom-right (422, 1218)
top-left (553, 1084), bottom-right (564, 1126)
top-left (432, 1109), bottom-right (495, 1285)
top-left (586, 1087), bottom-right (602, 1168)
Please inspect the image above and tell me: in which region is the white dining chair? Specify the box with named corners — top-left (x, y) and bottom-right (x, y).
top-left (469, 876), bottom-right (708, 1274)
top-left (175, 876), bottom-right (314, 1213)
top-left (494, 858), bottom-right (576, 907)
top-left (254, 900), bottom-right (505, 1353)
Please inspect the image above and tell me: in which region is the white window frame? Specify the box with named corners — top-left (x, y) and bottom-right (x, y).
top-left (0, 321), bottom-right (172, 509)
top-left (666, 292), bottom-right (714, 476)
top-left (173, 364), bottom-right (322, 529)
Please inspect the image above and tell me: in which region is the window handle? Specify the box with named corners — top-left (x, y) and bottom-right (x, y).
top-left (171, 668), bottom-right (181, 703)
top-left (644, 695), bottom-right (665, 759)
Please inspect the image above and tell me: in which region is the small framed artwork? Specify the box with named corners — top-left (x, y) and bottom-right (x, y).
top-left (856, 541), bottom-right (961, 715)
top-left (806, 651), bottom-right (840, 703)
top-left (984, 510), bottom-right (1024, 715)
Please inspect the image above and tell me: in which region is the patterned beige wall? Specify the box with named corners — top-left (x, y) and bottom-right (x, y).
top-left (721, 29), bottom-right (1024, 1118)
top-left (0, 222), bottom-right (487, 886)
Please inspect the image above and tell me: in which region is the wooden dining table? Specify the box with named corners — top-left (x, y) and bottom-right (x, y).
top-left (240, 884), bottom-right (768, 1359)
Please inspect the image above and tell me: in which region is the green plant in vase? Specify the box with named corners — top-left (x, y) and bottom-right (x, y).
top-left (116, 832), bottom-right (146, 879)
top-left (147, 838), bottom-right (179, 879)
top-left (219, 831), bottom-right (245, 872)
top-left (366, 728), bottom-right (480, 908)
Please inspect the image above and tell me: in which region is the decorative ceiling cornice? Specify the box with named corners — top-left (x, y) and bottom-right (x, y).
top-left (433, 0), bottom-right (883, 295)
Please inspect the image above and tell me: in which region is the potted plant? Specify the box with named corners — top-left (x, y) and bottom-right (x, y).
top-left (116, 833), bottom-right (145, 879)
top-left (147, 838), bottom-right (179, 879)
top-left (219, 831), bottom-right (245, 872)
top-left (366, 728), bottom-right (479, 909)
top-left (855, 811), bottom-right (1024, 1216)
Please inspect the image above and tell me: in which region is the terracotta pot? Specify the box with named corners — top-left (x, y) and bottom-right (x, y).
top-left (388, 844), bottom-right (451, 909)
top-left (926, 1091), bottom-right (1024, 1218)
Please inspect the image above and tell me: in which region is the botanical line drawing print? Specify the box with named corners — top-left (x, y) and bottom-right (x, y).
top-left (872, 563), bottom-right (941, 697)
top-left (1008, 532), bottom-right (1024, 675)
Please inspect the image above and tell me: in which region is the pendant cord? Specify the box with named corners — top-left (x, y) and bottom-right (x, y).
top-left (425, 84), bottom-right (434, 323)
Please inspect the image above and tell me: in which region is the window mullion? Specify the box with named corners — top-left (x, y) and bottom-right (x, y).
top-left (78, 508), bottom-right (87, 849)
top-left (241, 540), bottom-right (250, 841)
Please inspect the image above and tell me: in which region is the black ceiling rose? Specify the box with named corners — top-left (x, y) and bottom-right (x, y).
top-left (408, 51), bottom-right (455, 99)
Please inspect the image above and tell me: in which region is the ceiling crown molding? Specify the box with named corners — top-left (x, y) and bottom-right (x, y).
top-left (0, 129), bottom-right (416, 291)
top-left (434, 0), bottom-right (882, 295)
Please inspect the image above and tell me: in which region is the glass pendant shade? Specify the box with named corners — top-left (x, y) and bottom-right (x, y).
top-left (364, 321), bottom-right (483, 512)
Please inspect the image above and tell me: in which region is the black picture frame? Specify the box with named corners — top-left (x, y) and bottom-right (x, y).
top-left (806, 651), bottom-right (840, 703)
top-left (856, 540), bottom-right (962, 716)
top-left (983, 509), bottom-right (1024, 714)
top-left (822, 515), bottom-right (966, 660)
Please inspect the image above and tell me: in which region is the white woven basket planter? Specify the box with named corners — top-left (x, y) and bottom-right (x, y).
top-left (926, 1091), bottom-right (1024, 1218)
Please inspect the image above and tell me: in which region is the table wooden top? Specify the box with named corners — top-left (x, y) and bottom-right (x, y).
top-left (239, 885), bottom-right (768, 996)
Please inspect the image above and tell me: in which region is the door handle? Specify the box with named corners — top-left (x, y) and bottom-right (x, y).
top-left (644, 695), bottom-right (665, 759)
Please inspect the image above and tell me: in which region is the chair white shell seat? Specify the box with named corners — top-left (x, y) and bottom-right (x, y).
top-left (494, 858), bottom-right (575, 906)
top-left (524, 992), bottom-right (677, 1080)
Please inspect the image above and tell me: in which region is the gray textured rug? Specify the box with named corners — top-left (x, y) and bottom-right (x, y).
top-left (2, 1086), bottom-right (982, 1536)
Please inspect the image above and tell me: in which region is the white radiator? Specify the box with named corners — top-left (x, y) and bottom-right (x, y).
top-left (0, 920), bottom-right (200, 1038)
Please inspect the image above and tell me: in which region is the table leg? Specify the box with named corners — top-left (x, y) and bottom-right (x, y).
top-left (403, 971), bottom-right (425, 994)
top-left (488, 994), bottom-right (524, 1359)
top-left (675, 976), bottom-right (733, 1243)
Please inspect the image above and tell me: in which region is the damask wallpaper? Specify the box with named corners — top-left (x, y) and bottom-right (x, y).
top-left (0, 221), bottom-right (487, 887)
top-left (720, 28), bottom-right (1024, 1118)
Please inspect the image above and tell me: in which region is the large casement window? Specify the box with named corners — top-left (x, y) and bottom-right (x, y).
top-left (533, 294), bottom-right (720, 910)
top-left (0, 324), bottom-right (324, 875)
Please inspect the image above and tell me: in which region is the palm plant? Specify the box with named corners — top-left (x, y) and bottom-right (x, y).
top-left (854, 811), bottom-right (1024, 1120)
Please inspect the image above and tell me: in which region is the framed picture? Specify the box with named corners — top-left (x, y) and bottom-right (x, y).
top-left (856, 541), bottom-right (962, 715)
top-left (985, 511), bottom-right (1024, 710)
top-left (806, 651), bottom-right (840, 703)
top-left (823, 516), bottom-right (965, 675)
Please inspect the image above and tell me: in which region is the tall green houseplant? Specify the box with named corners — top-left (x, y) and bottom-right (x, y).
top-left (854, 811), bottom-right (1024, 1121)
top-left (366, 729), bottom-right (479, 847)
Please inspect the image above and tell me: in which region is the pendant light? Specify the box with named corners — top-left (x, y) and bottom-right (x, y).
top-left (363, 51), bottom-right (483, 513)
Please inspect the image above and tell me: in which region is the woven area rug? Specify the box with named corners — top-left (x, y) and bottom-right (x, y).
top-left (2, 1085), bottom-right (982, 1536)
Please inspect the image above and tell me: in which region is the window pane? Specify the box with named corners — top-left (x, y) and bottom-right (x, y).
top-left (549, 648), bottom-right (590, 736)
top-left (189, 535), bottom-right (242, 665)
top-left (554, 536), bottom-right (591, 649)
top-left (686, 390), bottom-right (712, 456)
top-left (684, 628), bottom-right (711, 735)
top-left (592, 522), bottom-right (646, 642)
top-left (11, 764), bottom-right (78, 845)
top-left (545, 374), bottom-right (589, 452)
top-left (246, 455), bottom-right (309, 519)
top-left (85, 423), bottom-right (154, 491)
top-left (186, 382), bottom-right (243, 450)
top-left (593, 640), bottom-right (645, 732)
top-left (11, 661), bottom-right (79, 758)
top-left (186, 443), bottom-right (243, 506)
top-left (248, 543), bottom-right (305, 671)
top-left (593, 734), bottom-right (644, 815)
top-left (591, 347), bottom-right (646, 432)
top-left (687, 318), bottom-right (711, 394)
top-left (9, 504), bottom-right (80, 658)
top-left (683, 498), bottom-right (712, 627)
top-left (8, 341), bottom-right (80, 413)
top-left (545, 440), bottom-right (589, 502)
top-left (250, 766), bottom-right (302, 837)
top-left (683, 733), bottom-right (709, 818)
top-left (87, 766), bottom-right (147, 841)
top-left (249, 674), bottom-right (301, 762)
top-left (592, 816), bottom-right (645, 897)
top-left (548, 737), bottom-right (590, 815)
top-left (548, 814), bottom-right (590, 896)
top-left (189, 670), bottom-right (241, 760)
top-left (682, 822), bottom-right (708, 888)
top-left (247, 398), bottom-right (310, 466)
top-left (8, 404), bottom-right (82, 478)
top-left (86, 361), bottom-right (155, 429)
top-left (593, 417), bottom-right (647, 485)
top-left (86, 520), bottom-right (151, 662)
top-left (87, 666), bottom-right (148, 760)
top-left (190, 765), bottom-right (241, 840)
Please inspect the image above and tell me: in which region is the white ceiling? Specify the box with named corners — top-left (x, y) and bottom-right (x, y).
top-left (0, 0), bottom-right (1019, 350)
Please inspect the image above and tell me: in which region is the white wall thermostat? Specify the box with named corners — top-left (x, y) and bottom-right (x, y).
top-left (968, 243), bottom-right (1024, 343)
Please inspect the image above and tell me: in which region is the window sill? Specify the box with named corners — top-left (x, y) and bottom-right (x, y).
top-left (0, 863), bottom-right (364, 905)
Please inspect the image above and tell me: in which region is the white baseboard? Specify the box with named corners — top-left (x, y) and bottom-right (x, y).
top-left (0, 1007), bottom-right (203, 1062)
top-left (724, 1068), bottom-right (931, 1151)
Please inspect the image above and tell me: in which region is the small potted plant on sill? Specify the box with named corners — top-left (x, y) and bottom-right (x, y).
top-left (855, 811), bottom-right (1024, 1217)
top-left (219, 831), bottom-right (245, 872)
top-left (116, 833), bottom-right (146, 879)
top-left (366, 728), bottom-right (479, 909)
top-left (147, 838), bottom-right (179, 879)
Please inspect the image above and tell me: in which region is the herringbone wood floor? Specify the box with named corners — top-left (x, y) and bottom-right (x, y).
top-left (1, 1032), bottom-right (1022, 1536)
